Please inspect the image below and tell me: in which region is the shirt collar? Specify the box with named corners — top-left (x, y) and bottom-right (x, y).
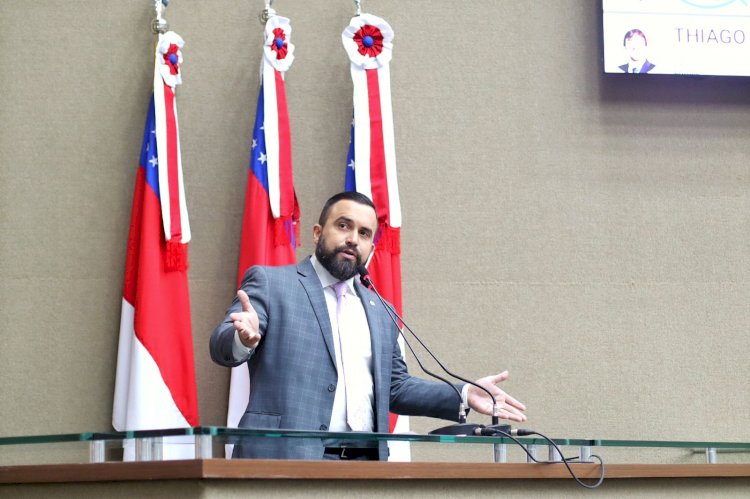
top-left (310, 255), bottom-right (356, 295)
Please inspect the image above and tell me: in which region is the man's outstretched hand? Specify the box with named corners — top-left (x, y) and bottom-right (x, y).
top-left (467, 371), bottom-right (527, 422)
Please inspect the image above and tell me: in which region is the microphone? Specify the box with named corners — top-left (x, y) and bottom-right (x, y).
top-left (356, 267), bottom-right (468, 424)
top-left (357, 265), bottom-right (501, 435)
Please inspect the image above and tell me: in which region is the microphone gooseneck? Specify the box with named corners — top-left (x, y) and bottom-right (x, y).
top-left (356, 266), bottom-right (467, 423)
top-left (357, 267), bottom-right (606, 488)
top-left (357, 265), bottom-right (499, 431)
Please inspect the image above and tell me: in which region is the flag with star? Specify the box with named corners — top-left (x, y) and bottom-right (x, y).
top-left (226, 16), bottom-right (300, 452)
top-left (112, 31), bottom-right (199, 459)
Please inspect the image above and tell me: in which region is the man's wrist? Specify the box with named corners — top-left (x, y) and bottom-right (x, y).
top-left (232, 330), bottom-right (255, 361)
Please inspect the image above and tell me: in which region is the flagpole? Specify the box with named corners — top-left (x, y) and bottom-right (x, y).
top-left (225, 5), bottom-right (300, 457)
top-left (152, 0), bottom-right (169, 34)
top-left (342, 9), bottom-right (410, 462)
top-left (260, 0), bottom-right (276, 24)
top-left (112, 0), bottom-right (198, 461)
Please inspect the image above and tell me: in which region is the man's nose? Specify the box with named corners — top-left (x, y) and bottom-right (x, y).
top-left (345, 232), bottom-right (359, 246)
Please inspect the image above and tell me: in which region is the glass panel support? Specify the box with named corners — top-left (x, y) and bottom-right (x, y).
top-left (151, 437), bottom-right (163, 461)
top-left (579, 445), bottom-right (592, 462)
top-left (195, 434), bottom-right (213, 459)
top-left (89, 440), bottom-right (105, 463)
top-left (548, 444), bottom-right (563, 463)
top-left (525, 444), bottom-right (538, 463)
top-left (493, 443), bottom-right (507, 463)
top-left (136, 437), bottom-right (162, 461)
top-left (135, 438), bottom-right (148, 461)
top-left (706, 447), bottom-right (717, 464)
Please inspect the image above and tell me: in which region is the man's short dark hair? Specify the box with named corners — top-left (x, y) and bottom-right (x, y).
top-left (623, 29), bottom-right (647, 46)
top-left (318, 191), bottom-right (377, 226)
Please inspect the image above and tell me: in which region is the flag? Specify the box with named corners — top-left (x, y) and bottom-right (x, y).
top-left (342, 13), bottom-right (410, 461)
top-left (112, 31), bottom-right (198, 459)
top-left (226, 16), bottom-right (300, 451)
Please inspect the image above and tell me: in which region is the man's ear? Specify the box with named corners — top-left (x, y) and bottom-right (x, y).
top-left (312, 224), bottom-right (322, 244)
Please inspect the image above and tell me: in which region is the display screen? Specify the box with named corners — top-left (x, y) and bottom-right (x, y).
top-left (603, 0), bottom-right (750, 76)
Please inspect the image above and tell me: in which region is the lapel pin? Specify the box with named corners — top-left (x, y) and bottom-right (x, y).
top-left (369, 300), bottom-right (375, 306)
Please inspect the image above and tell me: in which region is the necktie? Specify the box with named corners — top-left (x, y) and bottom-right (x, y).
top-left (632, 67), bottom-right (638, 73)
top-left (332, 281), bottom-right (366, 431)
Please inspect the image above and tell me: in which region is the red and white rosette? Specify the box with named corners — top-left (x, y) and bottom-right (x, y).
top-left (262, 16), bottom-right (296, 239)
top-left (153, 30), bottom-right (190, 270)
top-left (342, 13), bottom-right (401, 235)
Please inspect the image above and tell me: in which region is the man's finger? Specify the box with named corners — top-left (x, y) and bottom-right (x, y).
top-left (234, 320), bottom-right (260, 349)
top-left (237, 289), bottom-right (254, 314)
top-left (490, 389), bottom-right (526, 413)
top-left (498, 408), bottom-right (527, 423)
top-left (502, 393), bottom-right (527, 412)
top-left (497, 400), bottom-right (526, 419)
top-left (489, 370), bottom-right (509, 385)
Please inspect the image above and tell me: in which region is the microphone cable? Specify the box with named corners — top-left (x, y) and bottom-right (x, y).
top-left (395, 320), bottom-right (468, 422)
top-left (357, 268), bottom-right (603, 488)
top-left (359, 272), bottom-right (468, 422)
top-left (358, 266), bottom-right (500, 423)
top-left (478, 427), bottom-right (605, 489)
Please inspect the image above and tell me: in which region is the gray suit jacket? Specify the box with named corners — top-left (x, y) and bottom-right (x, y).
top-left (210, 257), bottom-right (463, 460)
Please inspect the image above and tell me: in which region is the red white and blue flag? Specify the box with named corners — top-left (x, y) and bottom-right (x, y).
top-left (342, 13), bottom-right (410, 460)
top-left (226, 16), bottom-right (300, 444)
top-left (113, 31), bottom-right (198, 459)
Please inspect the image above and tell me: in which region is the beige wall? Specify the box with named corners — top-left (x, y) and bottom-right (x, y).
top-left (1, 0), bottom-right (748, 455)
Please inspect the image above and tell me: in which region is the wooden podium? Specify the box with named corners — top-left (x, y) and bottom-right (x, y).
top-left (2, 460), bottom-right (750, 498)
top-left (2, 428), bottom-right (749, 497)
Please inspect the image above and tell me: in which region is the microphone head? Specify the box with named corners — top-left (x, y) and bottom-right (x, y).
top-left (357, 265), bottom-right (372, 288)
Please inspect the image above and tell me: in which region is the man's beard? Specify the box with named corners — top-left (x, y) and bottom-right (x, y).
top-left (315, 235), bottom-right (361, 281)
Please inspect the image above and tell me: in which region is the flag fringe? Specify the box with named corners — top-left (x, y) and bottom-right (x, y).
top-left (273, 217), bottom-right (286, 247)
top-left (166, 241), bottom-right (189, 271)
top-left (376, 224), bottom-right (400, 254)
top-left (293, 219), bottom-right (301, 248)
top-left (274, 216), bottom-right (301, 248)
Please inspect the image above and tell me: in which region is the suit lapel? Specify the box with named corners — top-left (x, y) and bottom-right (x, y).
top-left (297, 258), bottom-right (337, 368)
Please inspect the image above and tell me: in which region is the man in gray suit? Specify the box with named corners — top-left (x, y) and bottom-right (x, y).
top-left (210, 192), bottom-right (526, 460)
